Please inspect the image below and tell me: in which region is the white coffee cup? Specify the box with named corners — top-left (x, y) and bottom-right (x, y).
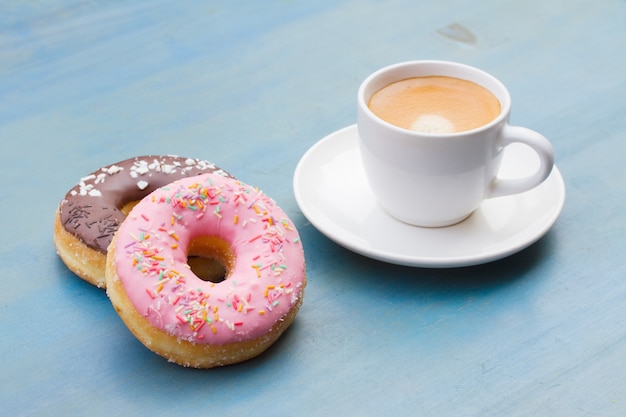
top-left (357, 60), bottom-right (554, 227)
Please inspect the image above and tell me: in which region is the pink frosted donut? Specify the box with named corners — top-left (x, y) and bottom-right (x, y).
top-left (105, 173), bottom-right (306, 368)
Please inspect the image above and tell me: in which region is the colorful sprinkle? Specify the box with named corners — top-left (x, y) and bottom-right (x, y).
top-left (118, 173), bottom-right (303, 342)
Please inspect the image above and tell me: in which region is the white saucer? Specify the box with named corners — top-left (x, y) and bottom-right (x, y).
top-left (293, 125), bottom-right (565, 268)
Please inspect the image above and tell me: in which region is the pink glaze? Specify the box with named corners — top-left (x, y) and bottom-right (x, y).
top-left (112, 173), bottom-right (305, 345)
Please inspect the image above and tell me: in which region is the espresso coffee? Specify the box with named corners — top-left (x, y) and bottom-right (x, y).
top-left (368, 76), bottom-right (501, 133)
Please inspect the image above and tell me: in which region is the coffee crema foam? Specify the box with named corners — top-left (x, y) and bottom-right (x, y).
top-left (368, 76), bottom-right (501, 133)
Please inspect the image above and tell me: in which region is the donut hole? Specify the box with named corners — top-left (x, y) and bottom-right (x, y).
top-left (187, 257), bottom-right (227, 283)
top-left (120, 200), bottom-right (140, 216)
top-left (187, 236), bottom-right (235, 283)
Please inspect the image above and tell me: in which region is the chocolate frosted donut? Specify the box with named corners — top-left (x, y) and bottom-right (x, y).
top-left (54, 155), bottom-right (234, 288)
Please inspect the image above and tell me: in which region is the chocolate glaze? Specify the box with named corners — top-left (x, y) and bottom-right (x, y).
top-left (59, 155), bottom-right (234, 253)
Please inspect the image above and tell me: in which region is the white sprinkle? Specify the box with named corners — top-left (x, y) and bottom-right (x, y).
top-left (132, 160), bottom-right (150, 176)
top-left (78, 182), bottom-right (92, 196)
top-left (106, 165), bottom-right (124, 175)
top-left (148, 159), bottom-right (161, 171)
top-left (137, 180), bottom-right (149, 190)
top-left (94, 173), bottom-right (107, 184)
top-left (197, 160), bottom-right (217, 170)
top-left (162, 164), bottom-right (176, 174)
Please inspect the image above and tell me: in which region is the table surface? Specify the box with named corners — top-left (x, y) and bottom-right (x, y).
top-left (1, 1), bottom-right (625, 416)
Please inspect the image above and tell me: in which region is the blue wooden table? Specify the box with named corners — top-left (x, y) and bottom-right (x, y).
top-left (1, 1), bottom-right (625, 415)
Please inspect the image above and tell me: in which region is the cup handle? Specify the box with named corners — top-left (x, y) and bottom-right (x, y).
top-left (487, 125), bottom-right (555, 198)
